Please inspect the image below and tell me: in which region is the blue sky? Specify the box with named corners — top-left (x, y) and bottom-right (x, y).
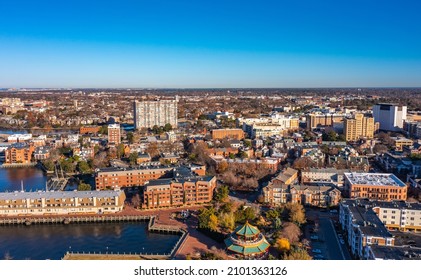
top-left (0, 0), bottom-right (420, 88)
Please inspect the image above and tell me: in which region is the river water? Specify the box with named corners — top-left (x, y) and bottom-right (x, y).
top-left (0, 168), bottom-right (179, 260)
top-left (0, 222), bottom-right (180, 260)
top-left (0, 167), bottom-right (79, 192)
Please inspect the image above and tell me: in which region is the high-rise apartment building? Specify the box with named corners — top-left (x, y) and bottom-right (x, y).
top-left (108, 124), bottom-right (121, 145)
top-left (344, 113), bottom-right (376, 141)
top-left (373, 104), bottom-right (407, 132)
top-left (134, 98), bottom-right (178, 130)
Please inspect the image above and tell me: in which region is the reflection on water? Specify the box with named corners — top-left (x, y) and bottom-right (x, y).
top-left (0, 167), bottom-right (47, 192)
top-left (0, 222), bottom-right (180, 260)
top-left (0, 167), bottom-right (78, 192)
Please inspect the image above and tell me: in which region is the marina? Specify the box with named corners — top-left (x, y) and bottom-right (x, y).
top-left (0, 220), bottom-right (183, 260)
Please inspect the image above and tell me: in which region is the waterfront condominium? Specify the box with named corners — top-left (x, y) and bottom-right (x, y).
top-left (0, 190), bottom-right (126, 216)
top-left (133, 98), bottom-right (178, 130)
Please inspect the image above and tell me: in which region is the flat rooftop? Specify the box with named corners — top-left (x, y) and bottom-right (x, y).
top-left (348, 204), bottom-right (393, 238)
top-left (370, 245), bottom-right (421, 260)
top-left (343, 199), bottom-right (421, 211)
top-left (97, 165), bottom-right (173, 173)
top-left (305, 168), bottom-right (350, 174)
top-left (344, 173), bottom-right (406, 187)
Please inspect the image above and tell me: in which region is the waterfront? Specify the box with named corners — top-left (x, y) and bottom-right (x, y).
top-left (0, 167), bottom-right (78, 192)
top-left (0, 222), bottom-right (180, 260)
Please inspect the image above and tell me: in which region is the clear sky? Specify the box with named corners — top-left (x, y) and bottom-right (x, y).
top-left (1, 0), bottom-right (420, 88)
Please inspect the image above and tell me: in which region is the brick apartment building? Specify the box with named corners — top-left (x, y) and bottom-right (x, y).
top-left (344, 173), bottom-right (407, 201)
top-left (211, 129), bottom-right (245, 140)
top-left (5, 143), bottom-right (35, 164)
top-left (95, 164), bottom-right (206, 190)
top-left (79, 125), bottom-right (100, 135)
top-left (107, 124), bottom-right (121, 145)
top-left (142, 173), bottom-right (216, 209)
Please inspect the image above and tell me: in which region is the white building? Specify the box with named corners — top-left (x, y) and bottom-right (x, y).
top-left (8, 134), bottom-right (32, 143)
top-left (134, 98), bottom-right (178, 129)
top-left (238, 114), bottom-right (299, 138)
top-left (373, 104), bottom-right (407, 131)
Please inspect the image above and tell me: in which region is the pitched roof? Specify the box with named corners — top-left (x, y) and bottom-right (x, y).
top-left (234, 221), bottom-right (260, 236)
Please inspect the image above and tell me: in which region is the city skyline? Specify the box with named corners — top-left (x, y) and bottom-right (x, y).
top-left (1, 0), bottom-right (421, 88)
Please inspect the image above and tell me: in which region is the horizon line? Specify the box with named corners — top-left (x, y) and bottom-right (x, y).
top-left (1, 86), bottom-right (421, 91)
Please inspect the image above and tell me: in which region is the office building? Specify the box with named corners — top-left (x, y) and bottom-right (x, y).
top-left (344, 113), bottom-right (376, 141)
top-left (134, 98), bottom-right (178, 129)
top-left (373, 104), bottom-right (407, 131)
top-left (391, 137), bottom-right (413, 151)
top-left (107, 124), bottom-right (121, 145)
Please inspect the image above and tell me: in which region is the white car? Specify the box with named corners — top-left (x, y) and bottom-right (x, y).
top-left (310, 235), bottom-right (319, 240)
top-left (339, 238), bottom-right (345, 245)
top-left (312, 249), bottom-right (322, 254)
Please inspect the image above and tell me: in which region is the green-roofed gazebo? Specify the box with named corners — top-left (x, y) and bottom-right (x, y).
top-left (224, 221), bottom-right (270, 259)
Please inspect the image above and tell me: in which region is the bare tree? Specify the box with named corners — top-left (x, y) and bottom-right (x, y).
top-left (131, 194), bottom-right (141, 209)
top-left (279, 222), bottom-right (301, 244)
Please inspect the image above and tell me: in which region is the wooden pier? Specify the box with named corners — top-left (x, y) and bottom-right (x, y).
top-left (47, 177), bottom-right (69, 191)
top-left (0, 215), bottom-right (153, 226)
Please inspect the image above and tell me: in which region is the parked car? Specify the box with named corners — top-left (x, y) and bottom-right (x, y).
top-left (339, 238), bottom-right (345, 245)
top-left (313, 254), bottom-right (325, 260)
top-left (310, 235), bottom-right (319, 240)
top-left (312, 249), bottom-right (322, 254)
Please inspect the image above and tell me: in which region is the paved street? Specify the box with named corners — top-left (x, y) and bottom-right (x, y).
top-left (318, 217), bottom-right (345, 260)
top-left (306, 208), bottom-right (352, 260)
